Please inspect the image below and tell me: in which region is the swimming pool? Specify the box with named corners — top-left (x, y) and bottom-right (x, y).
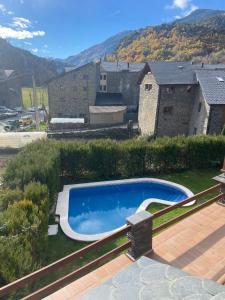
top-left (56, 178), bottom-right (194, 241)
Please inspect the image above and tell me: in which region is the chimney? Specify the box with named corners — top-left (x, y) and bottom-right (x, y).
top-left (127, 62), bottom-right (130, 69)
top-left (201, 62), bottom-right (204, 68)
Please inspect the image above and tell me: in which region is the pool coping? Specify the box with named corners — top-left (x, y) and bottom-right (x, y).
top-left (56, 178), bottom-right (194, 242)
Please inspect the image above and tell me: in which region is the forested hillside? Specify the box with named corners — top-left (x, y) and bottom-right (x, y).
top-left (107, 10), bottom-right (225, 64)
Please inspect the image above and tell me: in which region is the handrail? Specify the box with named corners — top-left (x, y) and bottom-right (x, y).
top-left (22, 241), bottom-right (131, 300)
top-left (0, 225), bottom-right (131, 297)
top-left (0, 183), bottom-right (223, 299)
top-left (153, 193), bottom-right (223, 234)
top-left (152, 184), bottom-right (221, 220)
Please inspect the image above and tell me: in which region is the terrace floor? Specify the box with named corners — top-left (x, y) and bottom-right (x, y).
top-left (45, 202), bottom-right (225, 300)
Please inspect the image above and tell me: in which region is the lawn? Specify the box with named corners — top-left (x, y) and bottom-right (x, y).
top-left (21, 87), bottom-right (48, 109)
top-left (45, 168), bottom-right (219, 281)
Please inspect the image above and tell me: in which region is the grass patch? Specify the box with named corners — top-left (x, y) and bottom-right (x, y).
top-left (22, 87), bottom-right (48, 108)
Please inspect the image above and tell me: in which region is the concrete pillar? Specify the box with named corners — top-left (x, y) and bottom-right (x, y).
top-left (213, 173), bottom-right (225, 205)
top-left (126, 211), bottom-right (153, 260)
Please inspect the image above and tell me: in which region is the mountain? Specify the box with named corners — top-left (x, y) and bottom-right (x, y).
top-left (0, 38), bottom-right (58, 85)
top-left (106, 9), bottom-right (225, 64)
top-left (174, 9), bottom-right (225, 24)
top-left (64, 31), bottom-right (133, 67)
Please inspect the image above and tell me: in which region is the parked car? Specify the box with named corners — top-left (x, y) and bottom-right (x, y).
top-left (19, 115), bottom-right (33, 126)
top-left (4, 119), bottom-right (20, 131)
top-left (28, 106), bottom-right (38, 112)
top-left (14, 107), bottom-right (24, 113)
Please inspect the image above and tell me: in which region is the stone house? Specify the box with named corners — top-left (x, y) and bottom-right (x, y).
top-left (48, 61), bottom-right (144, 125)
top-left (0, 69), bottom-right (23, 108)
top-left (138, 61), bottom-right (225, 137)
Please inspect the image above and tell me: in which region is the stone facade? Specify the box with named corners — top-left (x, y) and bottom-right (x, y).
top-left (138, 64), bottom-right (225, 137)
top-left (104, 70), bottom-right (141, 109)
top-left (138, 73), bottom-right (159, 136)
top-left (189, 86), bottom-right (210, 135)
top-left (0, 73), bottom-right (23, 108)
top-left (208, 105), bottom-right (225, 134)
top-left (156, 85), bottom-right (195, 137)
top-left (48, 61), bottom-right (143, 124)
top-left (48, 62), bottom-right (97, 121)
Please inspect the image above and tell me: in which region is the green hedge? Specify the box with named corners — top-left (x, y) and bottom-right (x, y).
top-left (4, 135), bottom-right (225, 190)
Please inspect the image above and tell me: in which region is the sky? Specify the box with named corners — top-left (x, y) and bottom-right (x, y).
top-left (0, 0), bottom-right (225, 59)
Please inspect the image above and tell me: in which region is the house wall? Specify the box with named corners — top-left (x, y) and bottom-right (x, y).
top-left (189, 86), bottom-right (210, 135)
top-left (48, 63), bottom-right (97, 120)
top-left (0, 77), bottom-right (22, 108)
top-left (90, 110), bottom-right (125, 125)
top-left (102, 70), bottom-right (140, 108)
top-left (138, 73), bottom-right (159, 136)
top-left (156, 85), bottom-right (195, 137)
top-left (207, 105), bottom-right (225, 134)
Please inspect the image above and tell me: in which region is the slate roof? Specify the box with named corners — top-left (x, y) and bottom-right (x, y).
top-left (147, 61), bottom-right (225, 85)
top-left (81, 256), bottom-right (225, 300)
top-left (101, 61), bottom-right (145, 73)
top-left (196, 69), bottom-right (225, 105)
top-left (147, 61), bottom-right (198, 85)
top-left (89, 106), bottom-right (126, 114)
top-left (95, 92), bottom-right (124, 106)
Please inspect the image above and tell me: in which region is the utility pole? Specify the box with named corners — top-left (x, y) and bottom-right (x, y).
top-left (32, 74), bottom-right (40, 130)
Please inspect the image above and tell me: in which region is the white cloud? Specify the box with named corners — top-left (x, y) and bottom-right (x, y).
top-left (0, 3), bottom-right (14, 15)
top-left (166, 0), bottom-right (198, 19)
top-left (172, 0), bottom-right (190, 9)
top-left (31, 48), bottom-right (38, 53)
top-left (12, 17), bottom-right (32, 29)
top-left (0, 26), bottom-right (45, 39)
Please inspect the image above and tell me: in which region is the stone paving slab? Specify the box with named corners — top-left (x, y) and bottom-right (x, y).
top-left (80, 257), bottom-right (225, 300)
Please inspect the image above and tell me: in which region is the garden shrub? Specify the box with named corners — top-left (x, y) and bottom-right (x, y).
top-left (0, 199), bottom-right (48, 283)
top-left (120, 140), bottom-right (147, 176)
top-left (60, 141), bottom-right (89, 178)
top-left (88, 140), bottom-right (119, 178)
top-left (0, 188), bottom-right (23, 211)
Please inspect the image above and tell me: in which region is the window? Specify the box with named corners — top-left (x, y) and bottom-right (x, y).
top-left (59, 85), bottom-right (64, 90)
top-left (187, 86), bottom-right (192, 93)
top-left (145, 84), bottom-right (152, 91)
top-left (198, 102), bottom-right (202, 112)
top-left (163, 106), bottom-right (173, 114)
top-left (83, 86), bottom-right (87, 91)
top-left (83, 74), bottom-right (89, 80)
top-left (79, 113), bottom-right (85, 118)
top-left (100, 85), bottom-right (107, 92)
top-left (73, 86), bottom-right (77, 92)
top-left (193, 127), bottom-right (197, 135)
top-left (100, 74), bottom-right (107, 80)
top-left (166, 86), bottom-right (175, 94)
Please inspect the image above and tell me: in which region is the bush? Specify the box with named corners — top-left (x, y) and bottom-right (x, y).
top-left (0, 199), bottom-right (48, 283)
top-left (0, 188), bottom-right (23, 211)
top-left (88, 140), bottom-right (119, 178)
top-left (120, 140), bottom-right (147, 176)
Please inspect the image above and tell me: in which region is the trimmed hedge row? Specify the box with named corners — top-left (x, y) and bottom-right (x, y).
top-left (4, 135), bottom-right (225, 192)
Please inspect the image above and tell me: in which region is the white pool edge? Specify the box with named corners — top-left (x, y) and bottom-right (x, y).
top-left (56, 178), bottom-right (194, 242)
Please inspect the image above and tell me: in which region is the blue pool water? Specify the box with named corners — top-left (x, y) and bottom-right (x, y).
top-left (68, 181), bottom-right (188, 236)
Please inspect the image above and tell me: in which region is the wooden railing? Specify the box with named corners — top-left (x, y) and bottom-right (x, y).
top-left (0, 183), bottom-right (223, 300)
top-left (0, 225), bottom-right (131, 300)
top-left (152, 183), bottom-right (222, 234)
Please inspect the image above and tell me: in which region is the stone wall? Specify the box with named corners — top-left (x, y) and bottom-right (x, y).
top-left (104, 70), bottom-right (140, 108)
top-left (188, 86), bottom-right (210, 135)
top-left (138, 73), bottom-right (159, 136)
top-left (208, 105), bottom-right (225, 134)
top-left (48, 62), bottom-right (97, 120)
top-left (0, 77), bottom-right (22, 108)
top-left (156, 85), bottom-right (195, 137)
